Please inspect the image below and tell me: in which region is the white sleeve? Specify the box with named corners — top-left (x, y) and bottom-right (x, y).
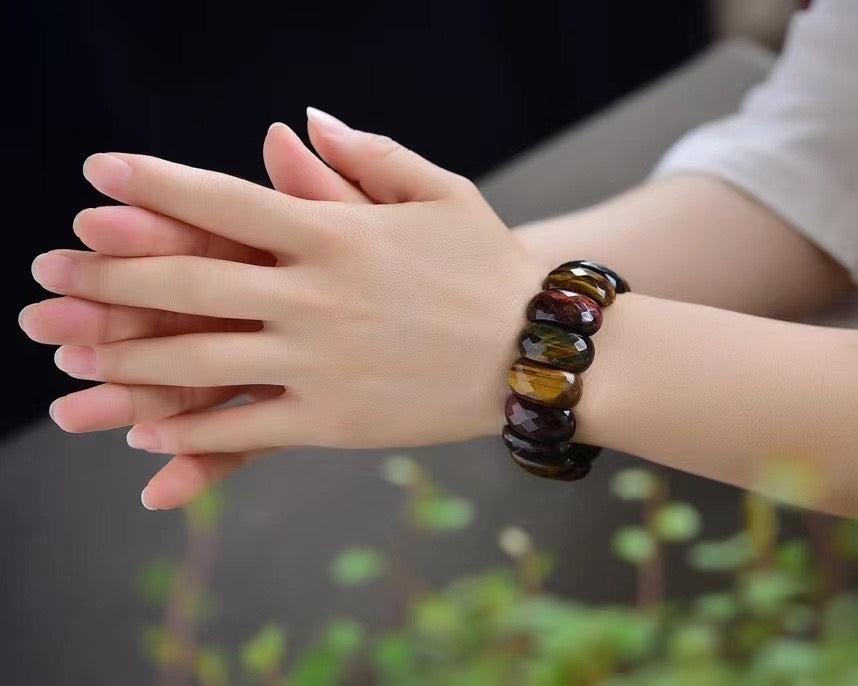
top-left (653, 0), bottom-right (858, 284)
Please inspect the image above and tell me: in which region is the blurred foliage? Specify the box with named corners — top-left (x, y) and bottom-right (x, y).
top-left (139, 460), bottom-right (858, 685)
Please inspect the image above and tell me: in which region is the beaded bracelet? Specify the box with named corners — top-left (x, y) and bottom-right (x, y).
top-left (502, 260), bottom-right (629, 481)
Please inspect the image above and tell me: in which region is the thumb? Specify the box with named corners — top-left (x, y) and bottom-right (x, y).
top-left (263, 122), bottom-right (369, 203)
top-left (306, 107), bottom-right (470, 203)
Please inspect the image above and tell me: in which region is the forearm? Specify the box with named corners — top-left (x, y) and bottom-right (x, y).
top-left (514, 174), bottom-right (852, 318)
top-left (572, 291), bottom-right (858, 517)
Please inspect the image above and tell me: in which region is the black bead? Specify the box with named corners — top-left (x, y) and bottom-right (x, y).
top-left (559, 260), bottom-right (630, 294)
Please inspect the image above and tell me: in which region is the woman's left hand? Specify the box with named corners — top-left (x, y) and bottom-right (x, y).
top-left (29, 119), bottom-right (543, 508)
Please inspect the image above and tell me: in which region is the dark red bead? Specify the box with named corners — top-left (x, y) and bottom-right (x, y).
top-left (559, 261), bottom-right (631, 294)
top-left (501, 428), bottom-right (593, 481)
top-left (505, 395), bottom-right (576, 443)
top-left (526, 289), bottom-right (603, 336)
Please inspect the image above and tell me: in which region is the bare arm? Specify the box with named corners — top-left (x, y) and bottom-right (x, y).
top-left (515, 174), bottom-right (852, 318)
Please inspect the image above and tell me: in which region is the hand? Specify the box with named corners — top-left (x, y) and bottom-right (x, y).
top-left (27, 113), bottom-right (543, 508)
top-left (21, 111), bottom-right (384, 508)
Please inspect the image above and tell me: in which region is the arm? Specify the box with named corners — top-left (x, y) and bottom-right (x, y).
top-left (514, 174), bottom-right (852, 318)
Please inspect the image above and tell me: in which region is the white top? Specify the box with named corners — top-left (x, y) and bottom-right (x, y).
top-left (654, 0), bottom-right (858, 285)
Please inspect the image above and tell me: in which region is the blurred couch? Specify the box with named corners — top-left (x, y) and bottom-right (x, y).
top-left (2, 40), bottom-right (856, 684)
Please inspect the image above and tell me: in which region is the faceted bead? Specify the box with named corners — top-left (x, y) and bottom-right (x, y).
top-left (502, 428), bottom-right (593, 481)
top-left (560, 260), bottom-right (631, 294)
top-left (507, 358), bottom-right (583, 408)
top-left (504, 395), bottom-right (575, 443)
top-left (543, 265), bottom-right (617, 307)
top-left (527, 289), bottom-right (603, 336)
top-left (519, 322), bottom-right (595, 373)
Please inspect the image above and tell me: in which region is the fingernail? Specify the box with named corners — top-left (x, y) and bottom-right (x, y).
top-left (48, 398), bottom-right (59, 423)
top-left (127, 426), bottom-right (161, 452)
top-left (18, 303), bottom-right (36, 331)
top-left (32, 253), bottom-right (77, 290)
top-left (306, 106), bottom-right (351, 138)
top-left (82, 153), bottom-right (132, 192)
top-left (268, 121), bottom-right (287, 133)
top-left (141, 487), bottom-right (158, 511)
top-left (54, 345), bottom-right (96, 376)
top-left (72, 208), bottom-right (94, 234)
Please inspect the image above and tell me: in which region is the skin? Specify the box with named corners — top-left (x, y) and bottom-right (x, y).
top-left (20, 109), bottom-right (858, 516)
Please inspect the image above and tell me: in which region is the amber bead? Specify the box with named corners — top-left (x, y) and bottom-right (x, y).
top-left (543, 265), bottom-right (617, 307)
top-left (527, 289), bottom-right (603, 336)
top-left (505, 395), bottom-right (575, 443)
top-left (560, 260), bottom-right (631, 294)
top-left (502, 428), bottom-right (593, 481)
top-left (507, 358), bottom-right (583, 408)
top-left (519, 322), bottom-right (595, 373)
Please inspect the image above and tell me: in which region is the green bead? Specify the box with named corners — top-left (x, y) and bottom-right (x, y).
top-left (519, 322), bottom-right (595, 373)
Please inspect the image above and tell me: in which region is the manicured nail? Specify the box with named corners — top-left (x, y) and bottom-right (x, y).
top-left (306, 106), bottom-right (351, 137)
top-left (54, 345), bottom-right (96, 376)
top-left (127, 426), bottom-right (161, 452)
top-left (18, 303), bottom-right (36, 331)
top-left (141, 487), bottom-right (157, 511)
top-left (72, 208), bottom-right (94, 234)
top-left (48, 398), bottom-right (60, 423)
top-left (31, 252), bottom-right (77, 290)
top-left (82, 153), bottom-right (132, 192)
top-left (268, 121), bottom-right (287, 133)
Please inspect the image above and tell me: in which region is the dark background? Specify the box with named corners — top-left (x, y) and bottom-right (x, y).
top-left (10, 0), bottom-right (710, 438)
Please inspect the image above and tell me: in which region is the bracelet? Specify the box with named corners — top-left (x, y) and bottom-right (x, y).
top-left (502, 260), bottom-right (629, 481)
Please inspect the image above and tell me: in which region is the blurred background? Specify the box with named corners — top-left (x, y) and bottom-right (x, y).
top-left (9, 1), bottom-right (858, 685)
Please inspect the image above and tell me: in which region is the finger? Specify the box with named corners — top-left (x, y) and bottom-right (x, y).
top-left (81, 152), bottom-right (332, 254)
top-left (54, 332), bottom-right (295, 386)
top-left (50, 383), bottom-right (277, 433)
top-left (306, 107), bottom-right (469, 203)
top-left (31, 250), bottom-right (287, 320)
top-left (127, 397), bottom-right (300, 455)
top-left (264, 123), bottom-right (369, 203)
top-left (73, 205), bottom-right (273, 264)
top-left (19, 297), bottom-right (259, 345)
top-left (141, 450), bottom-right (271, 511)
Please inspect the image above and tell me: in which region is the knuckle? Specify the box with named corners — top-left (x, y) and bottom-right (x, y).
top-left (447, 173), bottom-right (479, 197)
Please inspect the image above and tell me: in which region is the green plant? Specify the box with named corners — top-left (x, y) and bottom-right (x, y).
top-left (138, 459), bottom-right (858, 685)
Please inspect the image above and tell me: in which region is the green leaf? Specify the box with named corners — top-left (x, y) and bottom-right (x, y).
top-left (371, 635), bottom-right (417, 684)
top-left (610, 468), bottom-right (657, 500)
top-left (667, 623), bottom-right (719, 662)
top-left (652, 502), bottom-right (702, 543)
top-left (289, 620), bottom-right (363, 686)
top-left (740, 570), bottom-right (805, 616)
top-left (321, 619), bottom-right (364, 655)
top-left (694, 592), bottom-right (739, 623)
top-left (612, 527), bottom-right (656, 565)
top-left (330, 548), bottom-right (385, 586)
top-left (413, 495), bottom-right (474, 532)
top-left (135, 558), bottom-right (176, 605)
top-left (241, 624), bottom-right (287, 678)
top-left (185, 487), bottom-right (224, 531)
top-left (194, 645), bottom-right (231, 686)
top-left (687, 533), bottom-right (754, 572)
top-left (777, 539), bottom-right (812, 573)
top-left (749, 638), bottom-right (819, 679)
top-left (381, 455), bottom-right (420, 486)
top-left (823, 593), bottom-right (858, 639)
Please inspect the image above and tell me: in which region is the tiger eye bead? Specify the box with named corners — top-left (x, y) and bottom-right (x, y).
top-left (502, 428), bottom-right (593, 481)
top-left (504, 395), bottom-right (576, 443)
top-left (507, 358), bottom-right (583, 408)
top-left (527, 289), bottom-right (603, 335)
top-left (543, 265), bottom-right (617, 307)
top-left (519, 322), bottom-right (595, 373)
top-left (560, 261), bottom-right (631, 294)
